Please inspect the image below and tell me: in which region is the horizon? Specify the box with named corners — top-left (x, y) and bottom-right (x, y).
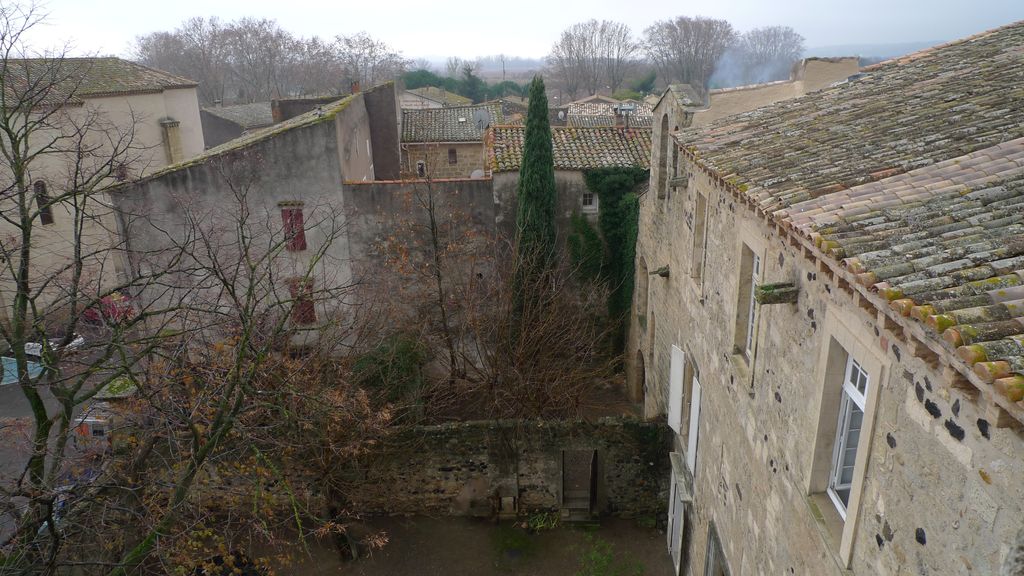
top-left (18, 0), bottom-right (1024, 62)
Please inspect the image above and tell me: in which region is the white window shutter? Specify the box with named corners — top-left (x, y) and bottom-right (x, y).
top-left (668, 346), bottom-right (685, 433)
top-left (687, 376), bottom-right (702, 473)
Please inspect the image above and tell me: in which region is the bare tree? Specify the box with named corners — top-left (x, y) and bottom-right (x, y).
top-left (644, 15), bottom-right (738, 94)
top-left (548, 20), bottom-right (639, 99)
top-left (133, 17), bottom-right (232, 105)
top-left (445, 56), bottom-right (465, 79)
top-left (335, 32), bottom-right (409, 90)
top-left (738, 25), bottom-right (805, 83)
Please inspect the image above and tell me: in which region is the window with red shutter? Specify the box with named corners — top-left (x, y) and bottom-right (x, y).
top-left (280, 203), bottom-right (307, 251)
top-left (287, 278), bottom-right (317, 325)
top-left (34, 181), bottom-right (54, 225)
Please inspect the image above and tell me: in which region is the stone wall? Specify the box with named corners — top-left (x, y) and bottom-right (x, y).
top-left (344, 418), bottom-right (672, 517)
top-left (627, 150), bottom-right (1024, 574)
top-left (403, 142), bottom-right (488, 179)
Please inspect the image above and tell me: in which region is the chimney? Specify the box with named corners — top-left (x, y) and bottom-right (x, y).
top-left (351, 80), bottom-right (361, 94)
top-left (271, 100), bottom-right (283, 124)
top-left (614, 109), bottom-right (625, 128)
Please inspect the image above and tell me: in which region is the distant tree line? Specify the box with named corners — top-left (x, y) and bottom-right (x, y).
top-left (402, 62), bottom-right (528, 104)
top-left (133, 17), bottom-right (409, 105)
top-left (546, 17), bottom-right (806, 99)
top-left (133, 14), bottom-right (806, 107)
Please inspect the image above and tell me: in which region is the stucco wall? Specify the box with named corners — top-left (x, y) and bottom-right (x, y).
top-left (344, 418), bottom-right (672, 517)
top-left (628, 157), bottom-right (1024, 574)
top-left (112, 96), bottom-right (377, 331)
top-left (492, 170), bottom-right (598, 232)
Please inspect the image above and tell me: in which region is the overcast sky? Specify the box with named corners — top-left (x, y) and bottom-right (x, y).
top-left (19, 0), bottom-right (1024, 60)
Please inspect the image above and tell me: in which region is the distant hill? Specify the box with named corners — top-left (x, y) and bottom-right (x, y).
top-left (805, 40), bottom-right (945, 60)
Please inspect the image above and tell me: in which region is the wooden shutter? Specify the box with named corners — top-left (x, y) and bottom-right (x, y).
top-left (668, 345), bottom-right (685, 433)
top-left (281, 207), bottom-right (307, 251)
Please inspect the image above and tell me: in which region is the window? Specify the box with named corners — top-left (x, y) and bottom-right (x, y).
top-left (657, 115), bottom-right (669, 199)
top-left (416, 160), bottom-right (426, 177)
top-left (34, 181), bottom-right (54, 225)
top-left (280, 203), bottom-right (307, 251)
top-left (448, 148), bottom-right (457, 165)
top-left (581, 190), bottom-right (597, 213)
top-left (733, 245), bottom-right (761, 361)
top-left (828, 356), bottom-right (869, 519)
top-left (669, 346), bottom-right (701, 474)
top-left (690, 192), bottom-right (708, 280)
top-left (288, 278), bottom-right (317, 325)
top-left (704, 523), bottom-right (731, 576)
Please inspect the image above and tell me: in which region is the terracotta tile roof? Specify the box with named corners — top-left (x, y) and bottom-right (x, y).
top-left (202, 102), bottom-right (274, 130)
top-left (491, 125), bottom-right (651, 172)
top-left (566, 114), bottom-right (653, 129)
top-left (2, 57), bottom-right (196, 106)
top-left (677, 21), bottom-right (1024, 214)
top-left (406, 87), bottom-right (472, 107)
top-left (782, 138), bottom-right (1024, 404)
top-left (402, 104), bottom-right (503, 143)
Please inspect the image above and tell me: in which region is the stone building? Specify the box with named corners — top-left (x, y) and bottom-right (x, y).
top-left (628, 23), bottom-right (1024, 576)
top-left (490, 125), bottom-right (651, 224)
top-left (0, 57), bottom-right (204, 311)
top-left (401, 104), bottom-right (501, 179)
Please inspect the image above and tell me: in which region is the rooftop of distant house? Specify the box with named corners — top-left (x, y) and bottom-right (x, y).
top-left (490, 125), bottom-right (651, 172)
top-left (405, 86), bottom-right (472, 107)
top-left (201, 102), bottom-right (274, 130)
top-left (402, 104), bottom-right (503, 143)
top-left (2, 57), bottom-right (197, 105)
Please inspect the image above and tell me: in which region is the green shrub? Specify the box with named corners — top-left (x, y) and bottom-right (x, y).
top-left (351, 334), bottom-right (427, 403)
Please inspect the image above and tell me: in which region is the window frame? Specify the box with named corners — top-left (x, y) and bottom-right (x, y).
top-left (416, 160), bottom-right (426, 177)
top-left (34, 181), bottom-right (54, 226)
top-left (279, 203), bottom-right (307, 252)
top-left (287, 277), bottom-right (317, 326)
top-left (690, 192), bottom-right (708, 281)
top-left (827, 357), bottom-right (869, 520)
top-left (447, 147), bottom-right (457, 165)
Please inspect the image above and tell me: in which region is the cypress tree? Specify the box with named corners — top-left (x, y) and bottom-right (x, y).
top-left (515, 75), bottom-right (557, 273)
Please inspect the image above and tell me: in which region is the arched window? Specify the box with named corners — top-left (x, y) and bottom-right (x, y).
top-left (34, 181), bottom-right (54, 225)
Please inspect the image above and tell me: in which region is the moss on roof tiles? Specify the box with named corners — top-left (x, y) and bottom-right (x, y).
top-left (2, 57), bottom-right (196, 106)
top-left (678, 21), bottom-right (1024, 213)
top-left (109, 93), bottom-right (357, 191)
top-left (402, 104), bottom-right (503, 143)
top-left (783, 139), bottom-right (1024, 402)
top-left (491, 125), bottom-right (651, 172)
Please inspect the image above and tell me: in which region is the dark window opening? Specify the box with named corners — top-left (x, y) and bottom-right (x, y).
top-left (280, 204), bottom-right (307, 251)
top-left (34, 181), bottom-right (54, 225)
top-left (448, 148), bottom-right (458, 165)
top-left (416, 161), bottom-right (426, 177)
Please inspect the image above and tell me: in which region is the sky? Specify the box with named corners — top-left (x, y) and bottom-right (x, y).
top-left (18, 0), bottom-right (1024, 61)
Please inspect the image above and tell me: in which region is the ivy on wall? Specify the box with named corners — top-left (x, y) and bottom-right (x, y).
top-left (569, 167), bottom-right (648, 352)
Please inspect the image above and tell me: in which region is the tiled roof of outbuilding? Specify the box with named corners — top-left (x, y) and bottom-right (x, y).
top-left (491, 126), bottom-right (651, 172)
top-left (406, 87), bottom-right (472, 106)
top-left (402, 104), bottom-right (503, 143)
top-left (677, 21), bottom-right (1024, 214)
top-left (781, 139), bottom-right (1024, 403)
top-left (202, 102), bottom-right (274, 130)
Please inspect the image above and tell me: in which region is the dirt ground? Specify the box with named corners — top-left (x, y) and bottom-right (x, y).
top-left (275, 515), bottom-right (675, 576)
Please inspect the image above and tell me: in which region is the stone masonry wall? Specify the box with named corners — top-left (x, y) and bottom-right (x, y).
top-left (344, 418), bottom-right (671, 518)
top-left (627, 156), bottom-right (1024, 575)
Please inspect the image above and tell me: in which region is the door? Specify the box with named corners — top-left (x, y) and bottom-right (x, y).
top-left (686, 376), bottom-right (701, 473)
top-left (562, 450), bottom-right (597, 520)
